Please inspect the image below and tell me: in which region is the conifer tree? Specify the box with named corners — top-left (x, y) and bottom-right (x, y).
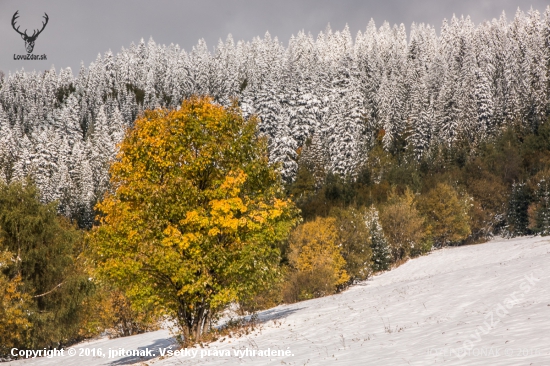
top-left (299, 132), bottom-right (328, 187)
top-left (535, 178), bottom-right (550, 235)
top-left (268, 111), bottom-right (298, 182)
top-left (0, 180), bottom-right (90, 351)
top-left (365, 206), bottom-right (391, 271)
top-left (507, 182), bottom-right (531, 236)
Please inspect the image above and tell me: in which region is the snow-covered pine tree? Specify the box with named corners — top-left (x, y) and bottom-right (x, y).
top-left (325, 29), bottom-right (364, 177)
top-left (71, 140), bottom-right (95, 228)
top-left (268, 110), bottom-right (298, 183)
top-left (455, 16), bottom-right (479, 143)
top-left (283, 31), bottom-right (322, 148)
top-left (250, 34), bottom-right (289, 144)
top-left (406, 23), bottom-right (435, 159)
top-left (108, 104), bottom-right (127, 153)
top-left (0, 105), bottom-right (15, 181)
top-left (299, 131), bottom-right (328, 188)
top-left (376, 23), bottom-right (407, 151)
top-left (355, 19), bottom-right (382, 145)
top-left (89, 105), bottom-right (113, 199)
top-left (545, 8), bottom-right (550, 116)
top-left (210, 35), bottom-right (240, 106)
top-left (190, 39), bottom-right (212, 97)
top-left (474, 66), bottom-right (494, 141)
top-left (58, 94), bottom-right (83, 145)
top-left (524, 9), bottom-right (548, 129)
top-left (12, 134), bottom-right (32, 182)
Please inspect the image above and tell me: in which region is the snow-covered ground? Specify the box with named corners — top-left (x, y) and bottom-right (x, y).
top-left (7, 236), bottom-right (550, 365)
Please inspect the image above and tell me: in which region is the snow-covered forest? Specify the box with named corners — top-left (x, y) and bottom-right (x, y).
top-left (0, 8), bottom-right (549, 226)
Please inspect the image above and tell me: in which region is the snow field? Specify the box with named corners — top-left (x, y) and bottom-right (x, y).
top-left (7, 235), bottom-right (550, 365)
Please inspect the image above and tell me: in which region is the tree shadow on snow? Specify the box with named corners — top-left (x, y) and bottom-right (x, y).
top-left (257, 307), bottom-right (305, 323)
top-left (108, 337), bottom-right (176, 365)
top-left (108, 308), bottom-right (302, 365)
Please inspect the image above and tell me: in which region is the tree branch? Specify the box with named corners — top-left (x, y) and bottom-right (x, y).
top-left (33, 282), bottom-right (64, 298)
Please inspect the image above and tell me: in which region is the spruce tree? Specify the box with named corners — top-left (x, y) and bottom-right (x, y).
top-left (365, 206), bottom-right (391, 271)
top-left (535, 178), bottom-right (550, 235)
top-left (507, 182), bottom-right (531, 236)
top-left (0, 180), bottom-right (90, 350)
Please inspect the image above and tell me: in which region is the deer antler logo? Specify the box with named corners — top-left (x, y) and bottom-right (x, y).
top-left (12, 11), bottom-right (49, 54)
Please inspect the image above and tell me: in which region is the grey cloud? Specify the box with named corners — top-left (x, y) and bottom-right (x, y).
top-left (0, 0), bottom-right (548, 74)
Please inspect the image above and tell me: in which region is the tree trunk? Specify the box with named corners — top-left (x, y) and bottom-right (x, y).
top-left (177, 301), bottom-right (210, 346)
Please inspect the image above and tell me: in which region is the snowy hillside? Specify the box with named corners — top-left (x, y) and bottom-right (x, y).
top-left (7, 235), bottom-right (550, 365)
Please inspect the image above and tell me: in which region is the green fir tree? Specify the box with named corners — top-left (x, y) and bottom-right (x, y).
top-left (507, 182), bottom-right (531, 236)
top-left (365, 206), bottom-right (391, 271)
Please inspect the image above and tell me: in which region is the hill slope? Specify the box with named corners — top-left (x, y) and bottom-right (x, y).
top-left (8, 236), bottom-right (550, 365)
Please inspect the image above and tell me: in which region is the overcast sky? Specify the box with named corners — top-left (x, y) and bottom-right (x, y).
top-left (0, 0), bottom-right (548, 75)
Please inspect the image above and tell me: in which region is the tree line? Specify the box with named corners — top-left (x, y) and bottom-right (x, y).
top-left (0, 7), bottom-right (549, 228)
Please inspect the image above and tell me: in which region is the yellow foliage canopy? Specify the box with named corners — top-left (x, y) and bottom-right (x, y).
top-left (418, 183), bottom-right (471, 246)
top-left (286, 217), bottom-right (349, 301)
top-left (380, 188), bottom-right (427, 260)
top-left (90, 97), bottom-right (298, 342)
top-left (0, 250), bottom-right (32, 354)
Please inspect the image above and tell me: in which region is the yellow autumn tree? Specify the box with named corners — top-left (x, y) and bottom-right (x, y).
top-left (379, 188), bottom-right (428, 261)
top-left (0, 250), bottom-right (32, 356)
top-left (284, 217), bottom-right (349, 302)
top-left (90, 97), bottom-right (298, 344)
top-left (417, 183), bottom-right (471, 246)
